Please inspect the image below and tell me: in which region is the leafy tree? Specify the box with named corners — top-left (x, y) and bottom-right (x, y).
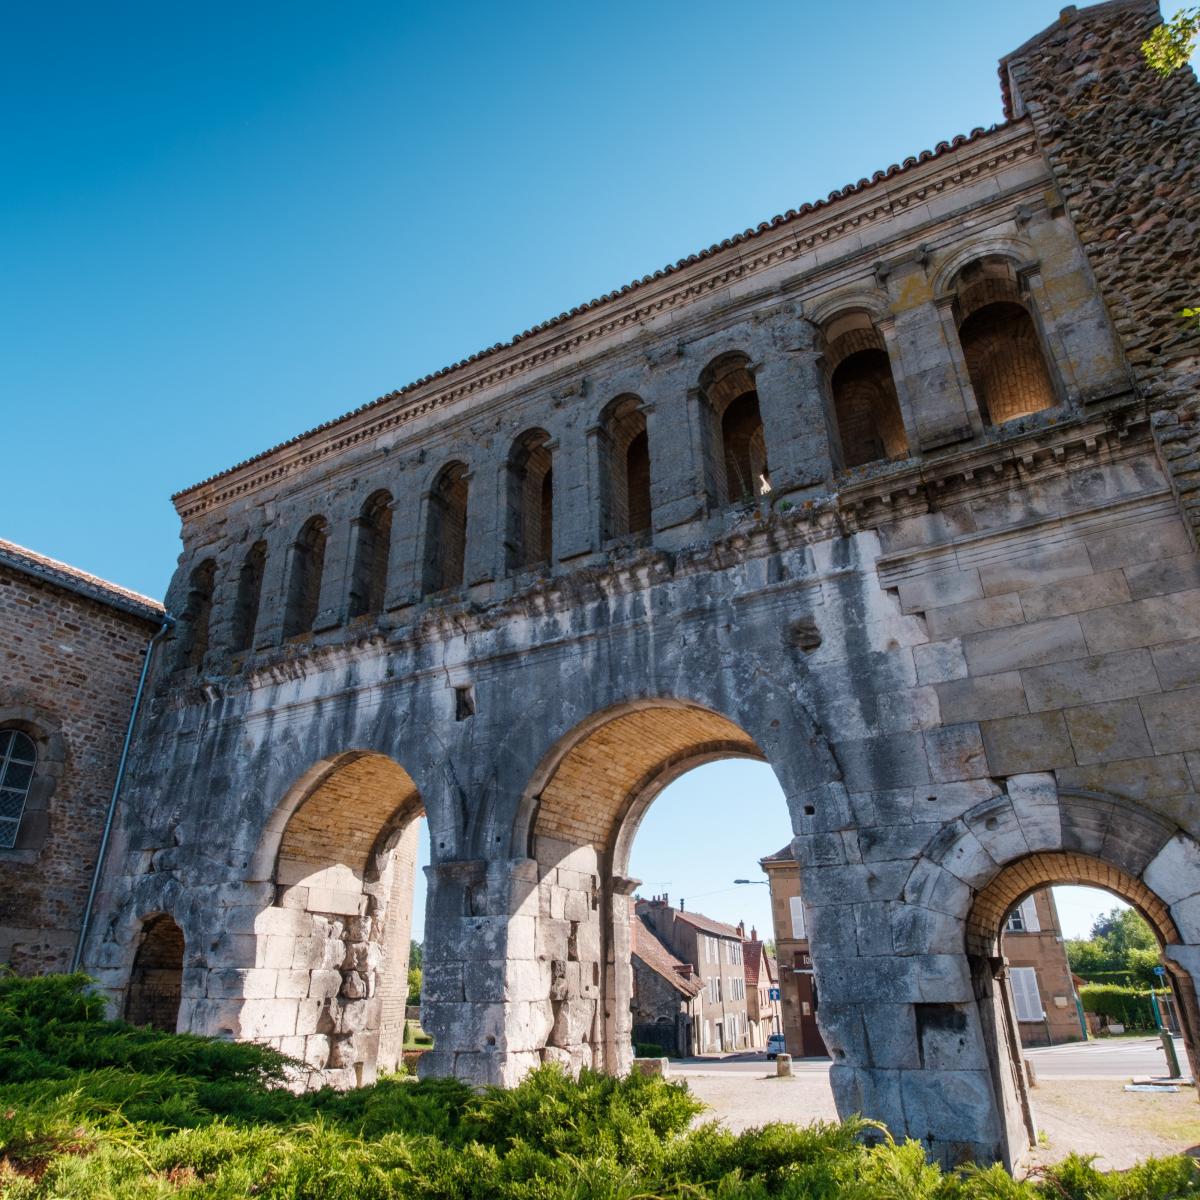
top-left (1067, 905), bottom-right (1160, 984)
top-left (407, 965), bottom-right (423, 1006)
top-left (410, 939), bottom-right (423, 970)
top-left (1143, 7), bottom-right (1200, 76)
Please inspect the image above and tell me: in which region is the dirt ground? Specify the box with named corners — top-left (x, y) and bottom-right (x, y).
top-left (679, 1070), bottom-right (1200, 1171)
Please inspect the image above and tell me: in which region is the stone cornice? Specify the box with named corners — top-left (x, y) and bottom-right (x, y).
top-left (172, 122), bottom-right (1042, 523)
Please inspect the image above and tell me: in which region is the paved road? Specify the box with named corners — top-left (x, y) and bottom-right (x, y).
top-left (670, 1036), bottom-right (1187, 1081)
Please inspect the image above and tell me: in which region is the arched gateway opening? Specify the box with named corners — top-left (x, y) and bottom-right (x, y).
top-left (510, 700), bottom-right (787, 1075)
top-left (250, 751), bottom-right (425, 1086)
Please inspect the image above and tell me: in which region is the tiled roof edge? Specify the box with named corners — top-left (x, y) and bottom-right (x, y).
top-left (0, 538), bottom-right (165, 623)
top-left (172, 121), bottom-right (1010, 502)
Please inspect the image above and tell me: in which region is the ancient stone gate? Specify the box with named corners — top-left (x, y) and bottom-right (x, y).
top-left (83, 0), bottom-right (1200, 1168)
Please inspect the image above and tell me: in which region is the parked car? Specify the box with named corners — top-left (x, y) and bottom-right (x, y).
top-left (765, 1033), bottom-right (787, 1059)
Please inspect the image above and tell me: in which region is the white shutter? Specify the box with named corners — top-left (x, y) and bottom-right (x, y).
top-left (1010, 967), bottom-right (1043, 1022)
top-left (1019, 897), bottom-right (1041, 933)
top-left (789, 897), bottom-right (807, 939)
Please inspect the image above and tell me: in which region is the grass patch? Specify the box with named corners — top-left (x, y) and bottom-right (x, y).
top-left (2, 973), bottom-right (1198, 1198)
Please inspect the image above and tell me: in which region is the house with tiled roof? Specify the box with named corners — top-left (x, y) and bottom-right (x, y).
top-left (630, 913), bottom-right (703, 1057)
top-left (635, 895), bottom-right (752, 1054)
top-left (740, 927), bottom-right (782, 1048)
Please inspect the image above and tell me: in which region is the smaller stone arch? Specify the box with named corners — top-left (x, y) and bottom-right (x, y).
top-left (506, 429), bottom-right (554, 571)
top-left (422, 461), bottom-right (470, 594)
top-left (698, 352), bottom-right (769, 507)
top-left (179, 559), bottom-right (216, 670)
top-left (597, 395), bottom-right (651, 542)
top-left (348, 490), bottom-right (393, 620)
top-left (248, 751), bottom-right (425, 1085)
top-left (820, 309), bottom-right (908, 469)
top-left (283, 515), bottom-right (329, 638)
top-left (231, 540), bottom-right (267, 653)
top-left (944, 254), bottom-right (1057, 426)
top-left (124, 913), bottom-right (184, 1032)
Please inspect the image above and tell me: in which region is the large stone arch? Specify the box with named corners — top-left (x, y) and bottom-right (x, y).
top-left (500, 697), bottom-right (784, 1081)
top-left (887, 775), bottom-right (1200, 1170)
top-left (244, 750), bottom-right (425, 1086)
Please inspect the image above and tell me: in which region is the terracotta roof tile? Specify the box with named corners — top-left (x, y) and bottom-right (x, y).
top-left (0, 538), bottom-right (165, 623)
top-left (173, 122), bottom-right (1009, 501)
top-left (674, 908), bottom-right (743, 940)
top-left (632, 917), bottom-right (703, 998)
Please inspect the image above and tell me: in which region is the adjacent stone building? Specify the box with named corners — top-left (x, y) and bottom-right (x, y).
top-left (41, 0), bottom-right (1200, 1169)
top-left (0, 539), bottom-right (164, 977)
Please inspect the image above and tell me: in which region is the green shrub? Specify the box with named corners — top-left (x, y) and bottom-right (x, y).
top-left (633, 1041), bottom-right (667, 1058)
top-left (1, 973), bottom-right (1197, 1198)
top-left (1077, 983), bottom-right (1162, 1030)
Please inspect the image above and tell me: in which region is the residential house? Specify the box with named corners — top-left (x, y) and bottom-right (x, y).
top-left (630, 913), bottom-right (703, 1056)
top-left (1000, 889), bottom-right (1084, 1046)
top-left (741, 927), bottom-right (782, 1047)
top-left (636, 896), bottom-right (751, 1054)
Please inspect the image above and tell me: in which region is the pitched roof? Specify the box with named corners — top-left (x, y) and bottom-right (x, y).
top-left (173, 122), bottom-right (1010, 502)
top-left (632, 918), bottom-right (703, 998)
top-left (742, 941), bottom-right (765, 988)
top-left (674, 908), bottom-right (743, 940)
top-left (0, 538), bottom-right (165, 624)
top-left (760, 844), bottom-right (795, 866)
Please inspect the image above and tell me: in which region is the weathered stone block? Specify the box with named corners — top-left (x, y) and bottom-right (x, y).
top-left (834, 734), bottom-right (932, 790)
top-left (925, 723), bottom-right (989, 782)
top-left (926, 594), bottom-right (1025, 641)
top-left (1079, 589), bottom-right (1200, 654)
top-left (1064, 698), bottom-right (1154, 765)
top-left (1151, 640), bottom-right (1200, 692)
top-left (934, 673), bottom-right (1027, 722)
top-left (1125, 554), bottom-right (1200, 600)
top-left (979, 542), bottom-right (1093, 597)
top-left (896, 568), bottom-right (983, 614)
top-left (1084, 516), bottom-right (1192, 572)
top-left (914, 640), bottom-right (968, 685)
top-left (1018, 568), bottom-right (1130, 621)
top-left (963, 614), bottom-right (1088, 676)
top-left (1140, 688), bottom-right (1200, 755)
top-left (1056, 754), bottom-right (1195, 801)
top-left (980, 712), bottom-right (1076, 775)
top-left (1021, 647), bottom-right (1159, 712)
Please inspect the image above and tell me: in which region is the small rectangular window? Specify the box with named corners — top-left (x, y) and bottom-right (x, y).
top-left (1010, 967), bottom-right (1043, 1022)
top-left (789, 897), bottom-right (807, 940)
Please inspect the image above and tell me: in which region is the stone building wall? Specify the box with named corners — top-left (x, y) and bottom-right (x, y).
top-left (1000, 888), bottom-right (1081, 1047)
top-left (0, 545), bottom-right (162, 974)
top-left (79, 0), bottom-right (1200, 1170)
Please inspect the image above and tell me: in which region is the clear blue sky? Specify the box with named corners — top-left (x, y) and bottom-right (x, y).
top-left (1, 0), bottom-right (1145, 598)
top-left (5, 1), bottom-right (1170, 943)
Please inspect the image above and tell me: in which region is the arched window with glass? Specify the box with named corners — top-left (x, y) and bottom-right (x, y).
top-left (0, 730), bottom-right (37, 850)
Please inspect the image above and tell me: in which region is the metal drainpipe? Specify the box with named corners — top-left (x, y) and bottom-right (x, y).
top-left (71, 614), bottom-right (174, 974)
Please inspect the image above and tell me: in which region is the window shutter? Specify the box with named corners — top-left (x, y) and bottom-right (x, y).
top-left (789, 897), bottom-right (807, 939)
top-left (1019, 897), bottom-right (1041, 933)
top-left (1010, 967), bottom-right (1042, 1022)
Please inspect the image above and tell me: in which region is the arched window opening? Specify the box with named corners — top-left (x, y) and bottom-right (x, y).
top-left (954, 258), bottom-right (1056, 426)
top-left (182, 559), bottom-right (216, 670)
top-left (599, 396), bottom-right (652, 541)
top-left (506, 430), bottom-right (554, 572)
top-left (699, 354), bottom-right (770, 507)
top-left (824, 313), bottom-right (908, 469)
top-left (125, 914), bottom-right (184, 1032)
top-left (349, 491), bottom-right (393, 620)
top-left (424, 462), bottom-right (470, 594)
top-left (0, 729), bottom-right (36, 850)
top-left (283, 517), bottom-right (328, 639)
top-left (231, 540), bottom-right (267, 653)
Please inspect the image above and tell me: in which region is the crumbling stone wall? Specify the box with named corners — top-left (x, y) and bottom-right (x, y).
top-left (1002, 0), bottom-right (1200, 539)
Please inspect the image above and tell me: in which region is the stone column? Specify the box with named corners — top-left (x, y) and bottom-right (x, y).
top-left (385, 491), bottom-right (424, 612)
top-left (752, 322), bottom-right (836, 499)
top-left (879, 256), bottom-right (982, 450)
top-left (642, 361), bottom-right (711, 534)
top-left (553, 427), bottom-right (594, 564)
